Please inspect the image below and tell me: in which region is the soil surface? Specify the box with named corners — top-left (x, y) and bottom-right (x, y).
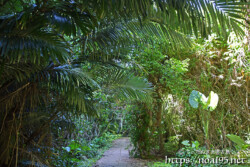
top-left (94, 137), bottom-right (149, 167)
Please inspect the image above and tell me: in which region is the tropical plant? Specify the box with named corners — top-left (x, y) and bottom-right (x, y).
top-left (0, 1), bottom-right (150, 165)
top-left (226, 134), bottom-right (249, 150)
top-left (0, 0), bottom-right (249, 166)
top-left (189, 90), bottom-right (219, 148)
top-left (128, 41), bottom-right (191, 156)
top-left (184, 31), bottom-right (249, 149)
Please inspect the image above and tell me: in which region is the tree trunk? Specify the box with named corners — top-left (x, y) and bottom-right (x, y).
top-left (155, 88), bottom-right (164, 155)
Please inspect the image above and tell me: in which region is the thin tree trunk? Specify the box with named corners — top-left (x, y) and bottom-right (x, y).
top-left (25, 110), bottom-right (60, 145)
top-left (155, 88), bottom-right (164, 154)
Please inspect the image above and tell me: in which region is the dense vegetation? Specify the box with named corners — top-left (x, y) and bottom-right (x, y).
top-left (0, 0), bottom-right (249, 166)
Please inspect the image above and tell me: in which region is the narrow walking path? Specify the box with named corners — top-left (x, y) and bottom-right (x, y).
top-left (94, 137), bottom-right (149, 167)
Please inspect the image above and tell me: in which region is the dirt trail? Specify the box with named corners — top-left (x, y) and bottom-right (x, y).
top-left (94, 137), bottom-right (149, 167)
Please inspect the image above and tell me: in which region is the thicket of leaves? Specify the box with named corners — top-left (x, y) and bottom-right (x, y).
top-left (182, 33), bottom-right (249, 148)
top-left (145, 32), bottom-right (249, 166)
top-left (127, 32), bottom-right (249, 159)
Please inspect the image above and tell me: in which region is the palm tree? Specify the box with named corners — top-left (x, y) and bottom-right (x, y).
top-left (0, 1), bottom-right (154, 165)
top-left (0, 0), bottom-right (248, 166)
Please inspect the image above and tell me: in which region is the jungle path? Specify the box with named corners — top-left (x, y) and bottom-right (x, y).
top-left (94, 137), bottom-right (149, 167)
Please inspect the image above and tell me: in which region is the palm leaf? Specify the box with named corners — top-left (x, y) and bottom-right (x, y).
top-left (97, 68), bottom-right (152, 101)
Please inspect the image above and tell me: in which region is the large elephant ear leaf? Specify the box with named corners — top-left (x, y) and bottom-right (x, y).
top-left (189, 90), bottom-right (207, 109)
top-left (207, 91), bottom-right (219, 111)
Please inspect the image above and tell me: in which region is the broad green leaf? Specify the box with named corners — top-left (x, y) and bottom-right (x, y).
top-left (181, 140), bottom-right (190, 146)
top-left (226, 134), bottom-right (248, 148)
top-left (189, 90), bottom-right (207, 108)
top-left (81, 146), bottom-right (91, 151)
top-left (192, 141), bottom-right (200, 149)
top-left (207, 91), bottom-right (219, 111)
top-left (63, 146), bottom-right (71, 152)
top-left (71, 158), bottom-right (81, 162)
top-left (68, 141), bottom-right (81, 150)
top-left (200, 94), bottom-right (208, 106)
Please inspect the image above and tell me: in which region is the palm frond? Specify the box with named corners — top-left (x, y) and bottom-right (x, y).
top-left (0, 61), bottom-right (98, 113)
top-left (44, 1), bottom-right (96, 36)
top-left (75, 19), bottom-right (192, 66)
top-left (0, 31), bottom-right (69, 64)
top-left (97, 68), bottom-right (152, 101)
top-left (154, 0), bottom-right (249, 38)
top-left (81, 0), bottom-right (248, 38)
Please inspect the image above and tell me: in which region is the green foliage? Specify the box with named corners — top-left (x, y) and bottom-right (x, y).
top-left (175, 141), bottom-right (205, 166)
top-left (53, 133), bottom-right (121, 167)
top-left (128, 41), bottom-right (192, 157)
top-left (126, 103), bottom-right (154, 158)
top-left (189, 90), bottom-right (219, 110)
top-left (149, 140), bottom-right (211, 167)
top-left (206, 91), bottom-right (219, 111)
top-left (149, 162), bottom-right (172, 167)
top-left (164, 136), bottom-right (180, 156)
top-left (189, 90), bottom-right (207, 108)
top-left (188, 90), bottom-right (219, 148)
top-left (226, 134), bottom-right (249, 150)
top-left (0, 0), bottom-right (249, 166)
top-left (134, 42), bottom-right (191, 96)
top-left (49, 87), bottom-right (129, 166)
top-left (149, 30), bottom-right (248, 165)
